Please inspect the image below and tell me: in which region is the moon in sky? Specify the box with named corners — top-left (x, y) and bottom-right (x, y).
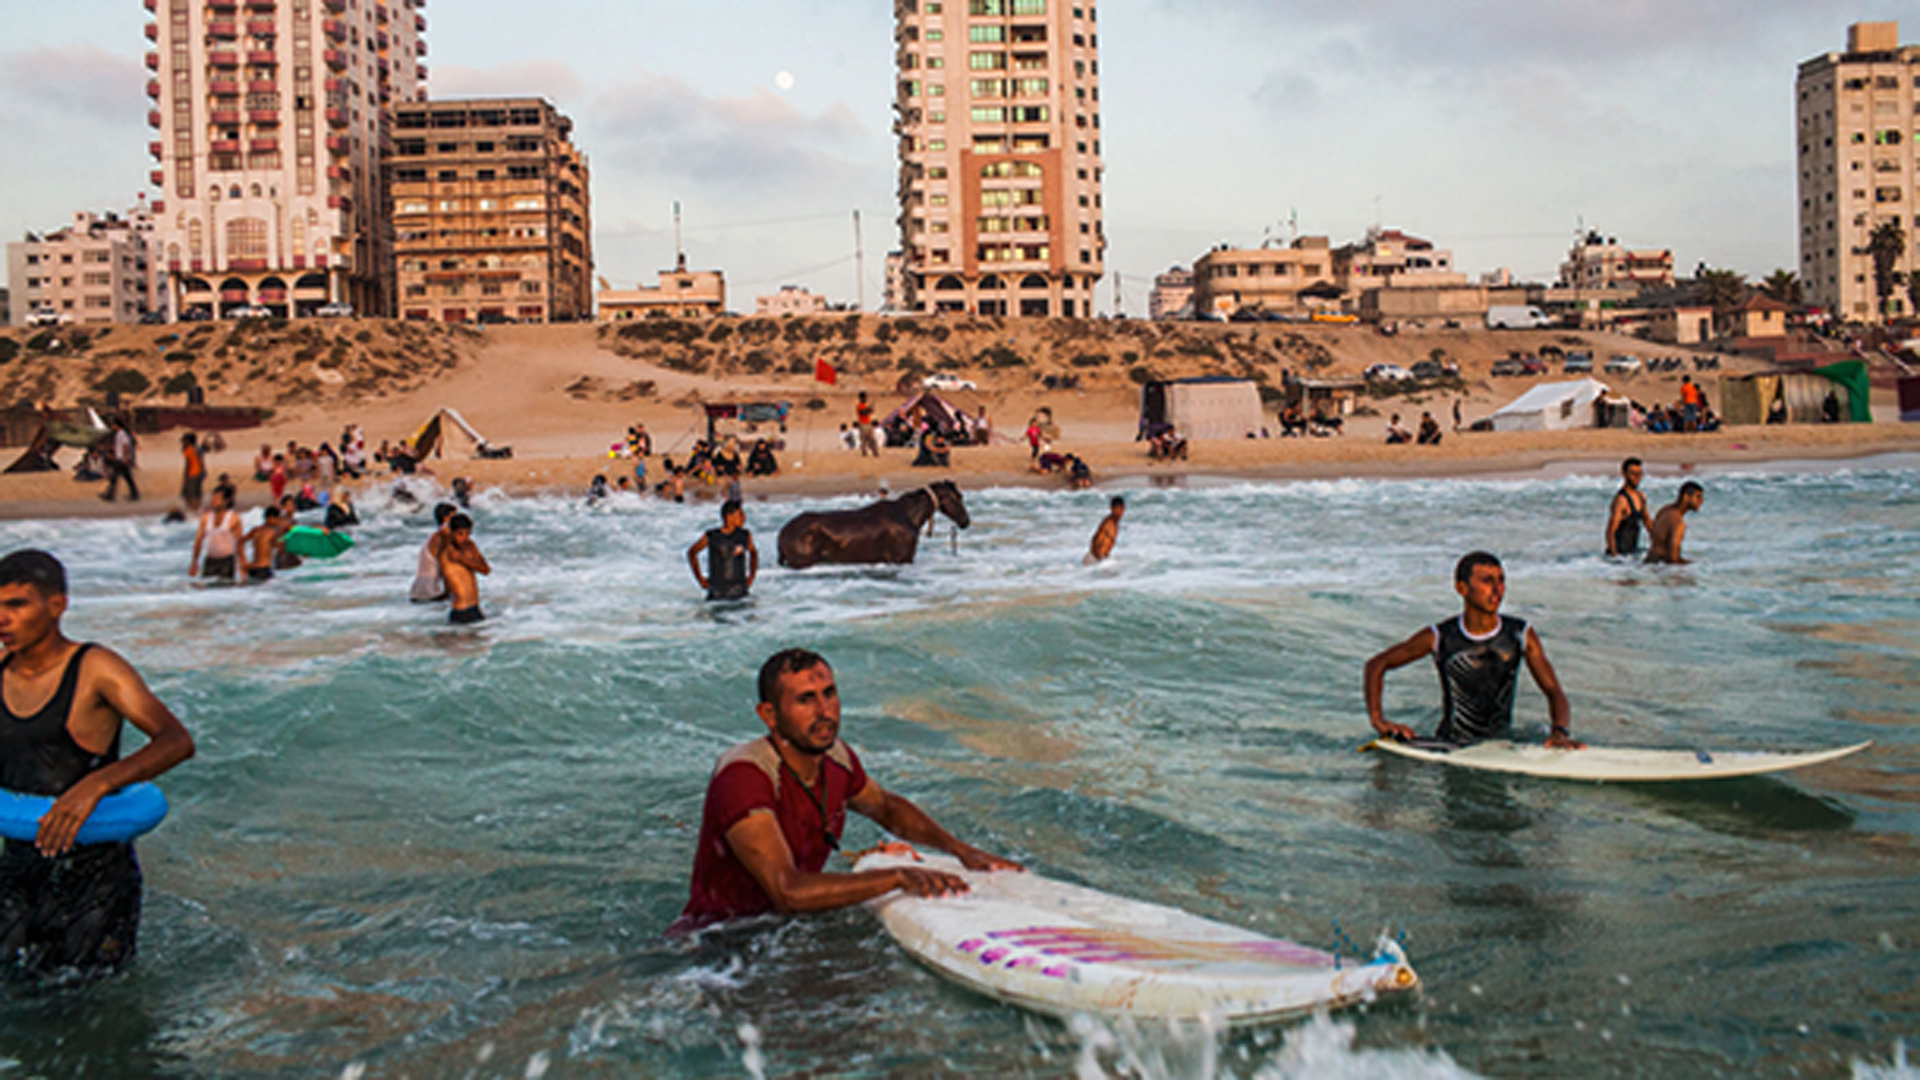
top-left (775, 71), bottom-right (796, 92)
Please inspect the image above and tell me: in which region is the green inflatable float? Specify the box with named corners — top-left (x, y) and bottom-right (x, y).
top-left (282, 526), bottom-right (354, 559)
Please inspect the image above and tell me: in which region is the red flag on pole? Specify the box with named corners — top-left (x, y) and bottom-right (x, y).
top-left (815, 359), bottom-right (838, 385)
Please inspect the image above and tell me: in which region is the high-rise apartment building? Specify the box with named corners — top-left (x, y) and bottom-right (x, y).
top-left (146, 0), bottom-right (425, 319)
top-left (6, 206), bottom-right (157, 325)
top-left (391, 98), bottom-right (592, 324)
top-left (1797, 21), bottom-right (1919, 322)
top-left (892, 0), bottom-right (1106, 317)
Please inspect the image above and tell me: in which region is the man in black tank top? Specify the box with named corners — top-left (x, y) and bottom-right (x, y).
top-left (0, 550), bottom-right (195, 976)
top-left (1605, 458), bottom-right (1650, 557)
top-left (687, 500), bottom-right (759, 602)
top-left (1364, 551), bottom-right (1581, 749)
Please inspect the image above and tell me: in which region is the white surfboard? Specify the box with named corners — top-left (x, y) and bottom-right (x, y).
top-left (854, 847), bottom-right (1418, 1025)
top-left (1368, 737), bottom-right (1872, 782)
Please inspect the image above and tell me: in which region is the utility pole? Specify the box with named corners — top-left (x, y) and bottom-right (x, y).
top-left (1113, 271), bottom-right (1122, 318)
top-left (853, 209), bottom-right (865, 312)
top-left (673, 201), bottom-right (686, 272)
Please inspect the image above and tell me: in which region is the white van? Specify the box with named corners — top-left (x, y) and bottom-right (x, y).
top-left (1486, 306), bottom-right (1555, 330)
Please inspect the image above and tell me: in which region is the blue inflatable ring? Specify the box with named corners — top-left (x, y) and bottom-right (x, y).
top-left (0, 783), bottom-right (169, 845)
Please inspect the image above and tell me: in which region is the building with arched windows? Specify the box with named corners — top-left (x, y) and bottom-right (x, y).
top-left (892, 0), bottom-right (1106, 317)
top-left (147, 0), bottom-right (425, 319)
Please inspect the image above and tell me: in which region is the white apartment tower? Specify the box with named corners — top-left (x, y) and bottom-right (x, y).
top-left (1797, 21), bottom-right (1919, 322)
top-left (145, 0), bottom-right (426, 319)
top-left (893, 0), bottom-right (1106, 317)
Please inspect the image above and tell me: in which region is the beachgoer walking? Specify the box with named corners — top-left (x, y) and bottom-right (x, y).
top-left (437, 513), bottom-right (490, 624)
top-left (179, 434), bottom-right (205, 511)
top-left (856, 393), bottom-right (879, 458)
top-left (0, 549), bottom-right (196, 975)
top-left (1605, 457), bottom-right (1651, 557)
top-left (100, 419), bottom-right (138, 503)
top-left (1646, 482), bottom-right (1704, 566)
top-left (1087, 496), bottom-right (1125, 563)
top-left (1363, 551), bottom-right (1581, 749)
top-left (188, 486), bottom-right (244, 583)
top-left (1452, 398), bottom-right (1463, 432)
top-left (672, 649), bottom-right (1020, 932)
top-left (688, 500), bottom-right (759, 601)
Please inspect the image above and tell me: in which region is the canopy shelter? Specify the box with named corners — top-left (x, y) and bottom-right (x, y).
top-left (3, 407), bottom-right (108, 475)
top-left (700, 401), bottom-right (792, 444)
top-left (410, 408), bottom-right (512, 460)
top-left (1720, 361), bottom-right (1872, 426)
top-left (1137, 377), bottom-right (1265, 440)
top-left (1488, 378), bottom-right (1612, 433)
top-left (883, 392), bottom-right (977, 447)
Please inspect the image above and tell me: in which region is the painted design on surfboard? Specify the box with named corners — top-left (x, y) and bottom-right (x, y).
top-left (953, 926), bottom-right (1344, 975)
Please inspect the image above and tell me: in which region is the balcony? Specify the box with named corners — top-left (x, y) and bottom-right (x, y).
top-left (247, 18), bottom-right (275, 34)
top-left (208, 50), bottom-right (239, 67)
top-left (247, 78), bottom-right (276, 93)
top-left (375, 31), bottom-right (389, 49)
top-left (207, 20), bottom-right (236, 38)
top-left (375, 57), bottom-right (390, 74)
top-left (323, 49), bottom-right (346, 69)
top-left (323, 76), bottom-right (341, 91)
top-left (210, 139), bottom-right (241, 154)
top-left (321, 0), bottom-right (343, 12)
top-left (327, 194), bottom-right (352, 211)
top-left (249, 108), bottom-right (279, 123)
top-left (246, 50), bottom-right (276, 65)
top-left (144, 22), bottom-right (157, 39)
top-left (326, 164), bottom-right (351, 180)
top-left (414, 39), bottom-right (425, 56)
top-left (146, 79), bottom-right (160, 98)
top-left (244, 0), bottom-right (274, 10)
top-left (147, 109), bottom-right (162, 128)
top-left (144, 51), bottom-right (159, 69)
top-left (150, 169), bottom-right (166, 186)
top-left (326, 135), bottom-right (349, 153)
top-left (249, 137), bottom-right (278, 153)
top-left (322, 17), bottom-right (345, 39)
top-left (209, 79), bottom-right (241, 96)
top-left (149, 140), bottom-right (163, 158)
top-left (415, 13), bottom-right (425, 30)
top-left (143, 0), bottom-right (155, 9)
top-left (151, 200), bottom-right (166, 214)
top-left (210, 109), bottom-right (241, 125)
top-left (325, 107), bottom-right (347, 126)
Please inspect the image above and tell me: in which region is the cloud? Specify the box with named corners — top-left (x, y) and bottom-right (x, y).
top-left (585, 73), bottom-right (868, 189)
top-left (429, 60), bottom-right (584, 105)
top-left (0, 44), bottom-right (144, 121)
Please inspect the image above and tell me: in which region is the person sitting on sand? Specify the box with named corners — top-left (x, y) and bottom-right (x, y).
top-left (1646, 482), bottom-right (1704, 566)
top-left (1364, 551), bottom-right (1581, 750)
top-left (437, 514), bottom-right (490, 625)
top-left (1416, 413), bottom-right (1443, 446)
top-left (912, 428), bottom-right (951, 469)
top-left (747, 440), bottom-right (779, 477)
top-left (671, 649), bottom-right (1020, 932)
top-left (188, 486), bottom-right (244, 584)
top-left (1067, 455), bottom-right (1093, 489)
top-left (1279, 403), bottom-right (1307, 438)
top-left (688, 499), bottom-right (758, 602)
top-left (1087, 496), bottom-right (1125, 563)
top-left (242, 508), bottom-right (282, 583)
top-left (1385, 414), bottom-right (1412, 445)
top-left (1310, 404), bottom-right (1343, 436)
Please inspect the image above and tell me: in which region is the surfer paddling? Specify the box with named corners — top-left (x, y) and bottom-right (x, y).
top-left (0, 550), bottom-right (195, 976)
top-left (673, 649), bottom-right (1020, 932)
top-left (1645, 482), bottom-right (1704, 566)
top-left (1364, 552), bottom-right (1582, 749)
top-left (1086, 496), bottom-right (1125, 564)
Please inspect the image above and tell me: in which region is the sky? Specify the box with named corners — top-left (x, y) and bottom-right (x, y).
top-left (0, 2), bottom-right (1908, 314)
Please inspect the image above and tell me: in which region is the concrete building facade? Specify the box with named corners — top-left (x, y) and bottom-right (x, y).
top-left (7, 206), bottom-right (157, 325)
top-left (1558, 232), bottom-right (1675, 292)
top-left (756, 285), bottom-right (828, 316)
top-left (596, 264), bottom-right (726, 321)
top-left (1148, 265), bottom-right (1192, 320)
top-left (1797, 21), bottom-right (1920, 322)
top-left (391, 98), bottom-right (591, 324)
top-left (147, 0), bottom-right (425, 319)
top-left (892, 0), bottom-right (1106, 317)
top-left (1189, 239), bottom-right (1336, 317)
top-left (1333, 228), bottom-right (1463, 292)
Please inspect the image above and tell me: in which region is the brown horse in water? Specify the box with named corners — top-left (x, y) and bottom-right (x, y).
top-left (777, 481), bottom-right (971, 568)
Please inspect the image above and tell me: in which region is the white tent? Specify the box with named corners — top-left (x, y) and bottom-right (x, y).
top-left (1489, 378), bottom-right (1611, 433)
top-left (1139, 378), bottom-right (1265, 440)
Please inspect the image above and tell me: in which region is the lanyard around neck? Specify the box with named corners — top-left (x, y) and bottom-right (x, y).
top-left (770, 736), bottom-right (839, 851)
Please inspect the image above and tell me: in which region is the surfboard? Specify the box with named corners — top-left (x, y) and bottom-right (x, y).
top-left (0, 783), bottom-right (169, 845)
top-left (853, 847), bottom-right (1419, 1025)
top-left (282, 526), bottom-right (354, 559)
top-left (1367, 737), bottom-right (1872, 782)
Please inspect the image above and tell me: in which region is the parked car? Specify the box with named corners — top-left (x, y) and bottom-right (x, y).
top-left (1489, 358), bottom-right (1526, 376)
top-left (1409, 359), bottom-right (1461, 380)
top-left (1520, 357), bottom-right (1549, 376)
top-left (227, 305), bottom-right (272, 320)
top-left (922, 372), bottom-right (978, 392)
top-left (1605, 354), bottom-right (1644, 375)
top-left (1486, 305), bottom-right (1555, 330)
top-left (24, 307), bottom-right (69, 327)
top-left (1562, 352), bottom-right (1594, 374)
top-left (1364, 363), bottom-right (1414, 383)
top-left (315, 303), bottom-right (354, 318)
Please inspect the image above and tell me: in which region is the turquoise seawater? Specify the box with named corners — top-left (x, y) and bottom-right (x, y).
top-left (1, 462), bottom-right (1917, 1078)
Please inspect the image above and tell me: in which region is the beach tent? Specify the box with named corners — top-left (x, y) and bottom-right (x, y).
top-left (884, 392), bottom-right (975, 444)
top-left (1137, 377), bottom-right (1265, 440)
top-left (409, 407), bottom-right (511, 459)
top-left (1720, 361), bottom-right (1872, 426)
top-left (1489, 378), bottom-right (1611, 433)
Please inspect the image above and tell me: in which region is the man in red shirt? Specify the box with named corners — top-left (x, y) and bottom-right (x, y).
top-left (676, 649), bottom-right (1020, 931)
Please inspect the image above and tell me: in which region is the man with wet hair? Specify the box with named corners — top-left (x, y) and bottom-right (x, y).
top-left (410, 503), bottom-right (459, 603)
top-left (0, 549), bottom-right (195, 975)
top-left (1605, 458), bottom-right (1650, 557)
top-left (687, 500), bottom-right (758, 602)
top-left (1363, 551), bottom-right (1581, 749)
top-left (675, 649), bottom-right (1020, 931)
top-left (1646, 482), bottom-right (1705, 566)
top-left (437, 514), bottom-right (490, 624)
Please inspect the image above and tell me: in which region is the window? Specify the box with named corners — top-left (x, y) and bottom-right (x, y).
top-left (969, 52), bottom-right (1007, 70)
top-left (969, 0), bottom-right (1004, 12)
top-left (969, 25), bottom-right (1005, 43)
top-left (438, 199), bottom-right (459, 211)
top-left (1011, 0), bottom-right (1045, 12)
top-left (478, 198), bottom-right (497, 210)
top-left (477, 169), bottom-right (496, 181)
top-left (926, 29), bottom-right (943, 41)
top-left (398, 200), bottom-right (429, 214)
top-left (394, 167), bottom-right (426, 182)
top-left (971, 79), bottom-right (1006, 97)
top-left (439, 170), bottom-right (458, 181)
top-left (1016, 77), bottom-right (1048, 95)
top-left (972, 107), bottom-right (1005, 122)
top-left (510, 197), bottom-right (544, 210)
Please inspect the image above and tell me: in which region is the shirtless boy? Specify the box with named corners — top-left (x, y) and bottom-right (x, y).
top-left (241, 507), bottom-right (282, 583)
top-left (437, 513), bottom-right (491, 624)
top-left (1646, 482), bottom-right (1704, 566)
top-left (0, 550), bottom-right (195, 975)
top-left (1087, 496), bottom-right (1125, 563)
